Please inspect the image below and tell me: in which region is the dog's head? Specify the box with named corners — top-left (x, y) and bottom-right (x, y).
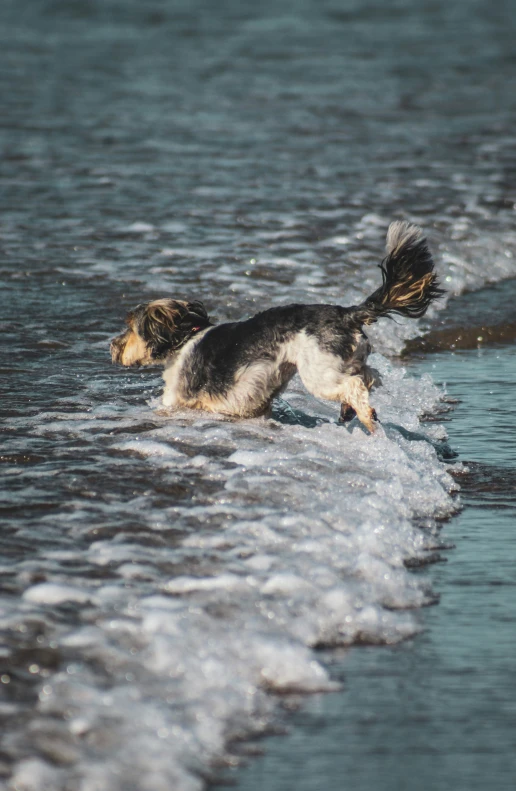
top-left (111, 298), bottom-right (212, 367)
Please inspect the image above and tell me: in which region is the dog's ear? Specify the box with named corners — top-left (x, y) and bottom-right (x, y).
top-left (186, 300), bottom-right (209, 321)
top-left (175, 300), bottom-right (212, 342)
top-left (139, 299), bottom-right (212, 360)
top-left (140, 301), bottom-right (185, 360)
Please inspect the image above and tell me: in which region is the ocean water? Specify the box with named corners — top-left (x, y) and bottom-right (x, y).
top-left (1, 1), bottom-right (516, 789)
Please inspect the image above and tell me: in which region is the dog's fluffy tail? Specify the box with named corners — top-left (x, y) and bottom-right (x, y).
top-left (351, 221), bottom-right (443, 326)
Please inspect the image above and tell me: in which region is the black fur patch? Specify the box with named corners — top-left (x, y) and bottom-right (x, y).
top-left (180, 304), bottom-right (362, 399)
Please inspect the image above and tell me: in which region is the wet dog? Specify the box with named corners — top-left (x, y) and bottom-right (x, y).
top-left (111, 222), bottom-right (442, 432)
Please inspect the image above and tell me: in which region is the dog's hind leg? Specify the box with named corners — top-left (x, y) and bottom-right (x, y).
top-left (298, 364), bottom-right (378, 433)
top-left (338, 366), bottom-right (380, 426)
top-left (338, 375), bottom-right (378, 433)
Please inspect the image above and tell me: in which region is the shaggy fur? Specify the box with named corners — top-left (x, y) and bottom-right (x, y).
top-left (111, 222), bottom-right (443, 432)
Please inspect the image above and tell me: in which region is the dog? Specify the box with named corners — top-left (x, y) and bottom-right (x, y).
top-left (111, 221), bottom-right (442, 432)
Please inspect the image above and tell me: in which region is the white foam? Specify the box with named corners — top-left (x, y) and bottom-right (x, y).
top-left (163, 574), bottom-right (250, 594)
top-left (12, 356), bottom-right (457, 786)
top-left (113, 439), bottom-right (184, 458)
top-left (22, 583), bottom-right (96, 606)
top-left (124, 221), bottom-right (155, 233)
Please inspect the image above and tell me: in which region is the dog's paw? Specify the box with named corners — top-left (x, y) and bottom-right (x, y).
top-left (339, 404), bottom-right (357, 423)
top-left (363, 408), bottom-right (380, 434)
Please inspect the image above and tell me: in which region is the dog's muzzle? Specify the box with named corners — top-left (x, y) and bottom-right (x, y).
top-left (110, 332), bottom-right (127, 364)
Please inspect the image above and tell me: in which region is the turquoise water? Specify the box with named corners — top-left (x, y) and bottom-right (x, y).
top-left (232, 344), bottom-right (516, 791)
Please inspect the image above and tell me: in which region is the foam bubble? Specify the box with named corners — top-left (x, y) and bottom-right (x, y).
top-left (22, 584), bottom-right (96, 606)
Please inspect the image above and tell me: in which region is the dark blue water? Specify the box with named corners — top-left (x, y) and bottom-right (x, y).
top-left (2, 1), bottom-right (516, 789)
